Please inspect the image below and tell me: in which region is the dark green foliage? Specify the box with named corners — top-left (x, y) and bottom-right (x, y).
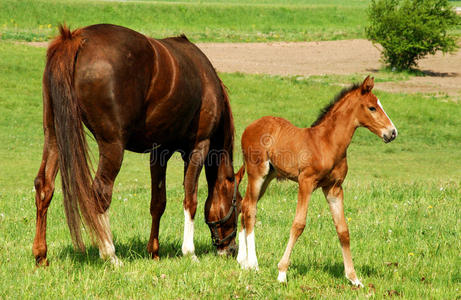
top-left (366, 0), bottom-right (460, 70)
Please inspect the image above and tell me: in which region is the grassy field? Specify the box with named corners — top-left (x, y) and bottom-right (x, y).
top-left (0, 0), bottom-right (369, 42)
top-left (0, 41), bottom-right (460, 298)
top-left (2, 0), bottom-right (459, 43)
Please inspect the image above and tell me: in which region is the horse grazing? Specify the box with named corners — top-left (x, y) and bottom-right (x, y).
top-left (237, 76), bottom-right (397, 286)
top-left (33, 24), bottom-right (244, 266)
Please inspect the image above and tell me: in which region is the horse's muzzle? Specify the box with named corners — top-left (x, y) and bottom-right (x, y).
top-left (383, 128), bottom-right (397, 143)
top-left (218, 240), bottom-right (238, 257)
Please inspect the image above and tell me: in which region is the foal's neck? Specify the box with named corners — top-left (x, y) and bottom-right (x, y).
top-left (310, 94), bottom-right (358, 159)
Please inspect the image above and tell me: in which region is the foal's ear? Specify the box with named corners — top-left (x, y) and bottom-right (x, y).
top-left (235, 165), bottom-right (245, 186)
top-left (360, 75), bottom-right (374, 94)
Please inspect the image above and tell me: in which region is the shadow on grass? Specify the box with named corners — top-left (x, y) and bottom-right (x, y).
top-left (55, 235), bottom-right (215, 265)
top-left (292, 260), bottom-right (379, 280)
top-left (366, 66), bottom-right (458, 78)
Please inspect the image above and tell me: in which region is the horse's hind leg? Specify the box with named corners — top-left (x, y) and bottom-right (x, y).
top-left (147, 150), bottom-right (171, 260)
top-left (323, 184), bottom-right (363, 287)
top-left (92, 141), bottom-right (124, 265)
top-left (182, 139), bottom-right (210, 258)
top-left (33, 95), bottom-right (59, 265)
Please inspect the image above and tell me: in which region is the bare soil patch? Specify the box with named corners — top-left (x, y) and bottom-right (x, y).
top-left (26, 39), bottom-right (461, 98)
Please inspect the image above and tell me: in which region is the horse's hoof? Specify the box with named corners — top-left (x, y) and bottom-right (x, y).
top-left (152, 254), bottom-right (160, 261)
top-left (35, 256), bottom-right (49, 267)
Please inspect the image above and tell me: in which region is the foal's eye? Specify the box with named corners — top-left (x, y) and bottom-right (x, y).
top-left (368, 106), bottom-right (376, 112)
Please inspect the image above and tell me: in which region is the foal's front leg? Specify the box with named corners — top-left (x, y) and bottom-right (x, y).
top-left (277, 175), bottom-right (314, 282)
top-left (323, 185), bottom-right (363, 287)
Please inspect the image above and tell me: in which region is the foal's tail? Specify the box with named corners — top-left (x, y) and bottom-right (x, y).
top-left (44, 25), bottom-right (105, 251)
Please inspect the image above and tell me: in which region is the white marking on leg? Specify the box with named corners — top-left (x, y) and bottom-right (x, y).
top-left (277, 271), bottom-right (287, 283)
top-left (236, 229), bottom-right (247, 267)
top-left (97, 211), bottom-right (122, 266)
top-left (181, 209), bottom-right (195, 258)
top-left (246, 231), bottom-right (258, 270)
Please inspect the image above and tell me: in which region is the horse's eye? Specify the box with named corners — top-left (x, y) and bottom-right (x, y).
top-left (369, 106), bottom-right (376, 112)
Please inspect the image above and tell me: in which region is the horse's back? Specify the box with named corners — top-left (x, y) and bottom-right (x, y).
top-left (139, 35), bottom-right (227, 150)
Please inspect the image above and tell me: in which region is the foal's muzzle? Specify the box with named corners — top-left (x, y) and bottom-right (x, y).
top-left (383, 128), bottom-right (398, 143)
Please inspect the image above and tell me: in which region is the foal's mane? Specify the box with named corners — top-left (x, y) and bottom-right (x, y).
top-left (310, 83), bottom-right (360, 127)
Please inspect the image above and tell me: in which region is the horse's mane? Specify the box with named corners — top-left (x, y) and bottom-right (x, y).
top-left (310, 83), bottom-right (360, 127)
top-left (172, 34), bottom-right (190, 42)
top-left (220, 80), bottom-right (234, 163)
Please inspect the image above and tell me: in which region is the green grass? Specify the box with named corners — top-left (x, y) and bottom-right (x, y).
top-left (0, 0), bottom-right (369, 42)
top-left (1, 41), bottom-right (461, 298)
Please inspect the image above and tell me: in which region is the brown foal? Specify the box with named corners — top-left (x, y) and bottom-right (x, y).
top-left (237, 76), bottom-right (397, 286)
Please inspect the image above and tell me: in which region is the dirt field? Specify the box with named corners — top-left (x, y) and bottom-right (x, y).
top-left (197, 39), bottom-right (461, 99)
top-left (27, 39), bottom-right (461, 99)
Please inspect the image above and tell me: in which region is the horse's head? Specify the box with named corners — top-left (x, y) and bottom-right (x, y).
top-left (205, 165), bottom-right (245, 256)
top-left (355, 76), bottom-right (398, 143)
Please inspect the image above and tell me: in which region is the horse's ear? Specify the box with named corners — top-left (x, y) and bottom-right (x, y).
top-left (235, 165), bottom-right (245, 186)
top-left (361, 75), bottom-right (374, 94)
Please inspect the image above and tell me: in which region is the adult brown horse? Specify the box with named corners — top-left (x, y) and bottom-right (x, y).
top-left (237, 76), bottom-right (397, 286)
top-left (33, 24), bottom-right (244, 266)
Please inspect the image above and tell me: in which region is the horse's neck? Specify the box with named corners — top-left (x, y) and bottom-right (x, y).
top-left (217, 153), bottom-right (234, 181)
top-left (312, 99), bottom-right (357, 159)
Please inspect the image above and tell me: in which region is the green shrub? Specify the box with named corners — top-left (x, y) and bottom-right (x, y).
top-left (366, 0), bottom-right (460, 70)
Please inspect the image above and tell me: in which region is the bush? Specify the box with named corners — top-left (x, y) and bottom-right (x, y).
top-left (366, 0), bottom-right (460, 70)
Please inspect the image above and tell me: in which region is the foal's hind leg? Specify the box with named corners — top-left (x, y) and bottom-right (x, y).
top-left (92, 141), bottom-right (124, 265)
top-left (33, 114), bottom-right (59, 266)
top-left (147, 150), bottom-right (171, 260)
top-left (323, 185), bottom-right (363, 287)
top-left (181, 139), bottom-right (210, 259)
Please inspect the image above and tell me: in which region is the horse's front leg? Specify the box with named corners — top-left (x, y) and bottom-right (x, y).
top-left (277, 174), bottom-right (314, 282)
top-left (147, 150), bottom-right (171, 260)
top-left (182, 140), bottom-right (210, 259)
top-left (323, 184), bottom-right (363, 287)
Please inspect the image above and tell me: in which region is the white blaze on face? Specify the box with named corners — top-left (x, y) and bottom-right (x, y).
top-left (182, 209), bottom-right (195, 256)
top-left (377, 99), bottom-right (398, 135)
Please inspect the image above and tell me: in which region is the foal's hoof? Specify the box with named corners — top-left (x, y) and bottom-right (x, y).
top-left (109, 256), bottom-right (123, 267)
top-left (348, 277), bottom-right (364, 288)
top-left (242, 262), bottom-right (259, 271)
top-left (277, 271), bottom-right (287, 283)
top-left (35, 256), bottom-right (49, 267)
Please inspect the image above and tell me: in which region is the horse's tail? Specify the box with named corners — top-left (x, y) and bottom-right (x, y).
top-left (45, 25), bottom-right (103, 251)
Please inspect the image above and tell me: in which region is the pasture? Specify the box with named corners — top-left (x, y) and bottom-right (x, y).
top-left (1, 0), bottom-right (461, 299)
top-left (1, 0), bottom-right (369, 42)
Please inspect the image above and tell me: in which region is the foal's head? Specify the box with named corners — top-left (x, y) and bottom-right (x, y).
top-left (354, 76), bottom-right (398, 143)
